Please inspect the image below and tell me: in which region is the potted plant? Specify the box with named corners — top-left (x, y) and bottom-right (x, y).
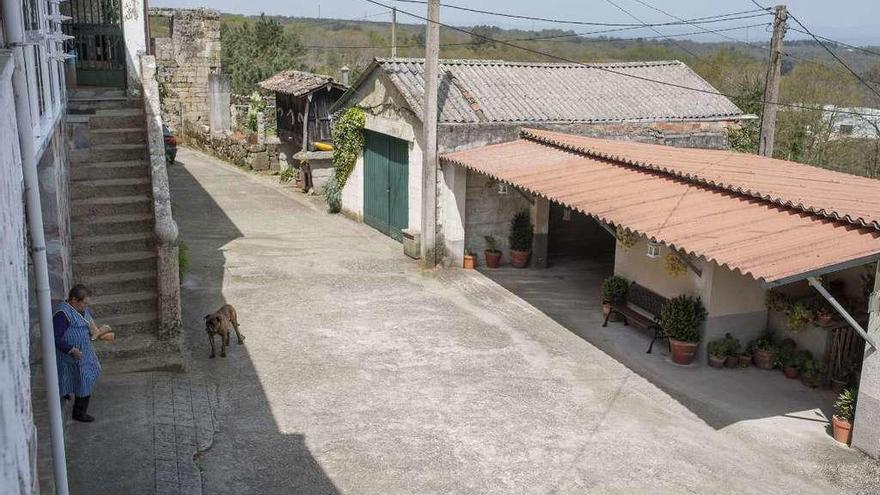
top-left (774, 338), bottom-right (796, 368)
top-left (749, 333), bottom-right (777, 370)
top-left (484, 236), bottom-right (501, 268)
top-left (508, 210), bottom-right (533, 268)
top-left (723, 333), bottom-right (741, 368)
top-left (659, 295), bottom-right (707, 365)
top-left (707, 338), bottom-right (727, 369)
top-left (786, 302), bottom-right (814, 331)
top-left (799, 358), bottom-right (825, 388)
top-left (463, 250), bottom-right (476, 269)
top-left (832, 387), bottom-right (857, 445)
top-left (738, 351), bottom-right (752, 368)
top-left (785, 349), bottom-right (812, 379)
top-left (814, 305), bottom-right (834, 326)
top-left (765, 289), bottom-right (790, 312)
top-left (601, 275), bottom-right (629, 320)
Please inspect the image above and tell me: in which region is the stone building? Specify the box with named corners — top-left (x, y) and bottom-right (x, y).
top-left (149, 8), bottom-right (221, 131)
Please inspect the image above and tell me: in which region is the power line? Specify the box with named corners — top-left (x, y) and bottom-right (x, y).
top-left (786, 12), bottom-right (880, 100)
top-left (788, 27), bottom-right (880, 59)
top-left (360, 0), bottom-right (880, 119)
top-left (392, 0), bottom-right (770, 28)
top-left (303, 22), bottom-right (772, 50)
top-left (602, 0), bottom-right (702, 60)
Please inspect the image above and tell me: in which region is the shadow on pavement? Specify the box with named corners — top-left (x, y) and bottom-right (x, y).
top-left (169, 160), bottom-right (339, 494)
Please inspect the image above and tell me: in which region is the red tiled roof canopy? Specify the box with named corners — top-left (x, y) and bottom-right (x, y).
top-left (441, 131), bottom-right (880, 286)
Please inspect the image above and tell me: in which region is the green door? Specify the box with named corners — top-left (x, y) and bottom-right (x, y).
top-left (364, 131), bottom-right (409, 240)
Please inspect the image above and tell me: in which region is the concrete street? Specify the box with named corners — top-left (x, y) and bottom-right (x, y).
top-left (63, 146), bottom-right (880, 494)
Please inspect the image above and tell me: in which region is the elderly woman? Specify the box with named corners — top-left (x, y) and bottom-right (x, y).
top-left (53, 284), bottom-right (111, 422)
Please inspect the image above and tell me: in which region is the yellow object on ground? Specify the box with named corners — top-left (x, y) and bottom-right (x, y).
top-left (313, 142), bottom-right (333, 151)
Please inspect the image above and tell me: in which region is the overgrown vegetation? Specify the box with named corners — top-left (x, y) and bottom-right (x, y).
top-left (324, 107), bottom-right (366, 213)
top-left (659, 295), bottom-right (707, 343)
top-left (221, 14), bottom-right (306, 94)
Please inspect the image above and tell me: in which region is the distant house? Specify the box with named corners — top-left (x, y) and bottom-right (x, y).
top-left (331, 57), bottom-right (747, 258)
top-left (260, 69), bottom-right (348, 191)
top-left (823, 105), bottom-right (880, 139)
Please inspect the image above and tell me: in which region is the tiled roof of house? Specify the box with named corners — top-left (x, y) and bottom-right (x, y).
top-left (259, 70), bottom-right (346, 96)
top-left (442, 130), bottom-right (880, 285)
top-left (340, 58), bottom-right (744, 124)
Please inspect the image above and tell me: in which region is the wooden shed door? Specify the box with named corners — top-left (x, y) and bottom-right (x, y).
top-left (364, 131), bottom-right (409, 241)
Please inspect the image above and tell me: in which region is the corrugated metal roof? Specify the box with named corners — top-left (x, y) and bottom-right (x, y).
top-left (259, 70), bottom-right (346, 96)
top-left (441, 133), bottom-right (880, 286)
top-left (524, 128), bottom-right (880, 231)
top-left (369, 58), bottom-right (743, 124)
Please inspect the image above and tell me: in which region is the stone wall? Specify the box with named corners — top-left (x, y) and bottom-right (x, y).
top-left (182, 124), bottom-right (280, 172)
top-left (150, 8), bottom-right (221, 131)
top-left (0, 52), bottom-right (38, 495)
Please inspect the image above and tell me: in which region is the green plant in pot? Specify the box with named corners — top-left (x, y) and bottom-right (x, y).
top-left (508, 210), bottom-right (533, 268)
top-left (799, 358), bottom-right (825, 388)
top-left (723, 333), bottom-right (741, 368)
top-left (659, 295), bottom-right (707, 365)
top-left (832, 387), bottom-right (857, 444)
top-left (484, 235), bottom-right (502, 268)
top-left (707, 338), bottom-right (728, 369)
top-left (749, 332), bottom-right (776, 370)
top-left (774, 338), bottom-right (796, 373)
top-left (601, 275), bottom-right (629, 321)
top-left (786, 302), bottom-right (814, 332)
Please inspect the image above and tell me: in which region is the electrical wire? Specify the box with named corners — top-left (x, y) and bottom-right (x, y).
top-left (788, 27), bottom-right (880, 59)
top-left (360, 0), bottom-right (880, 119)
top-left (602, 0), bottom-right (702, 60)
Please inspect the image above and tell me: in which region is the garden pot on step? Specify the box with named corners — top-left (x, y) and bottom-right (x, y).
top-left (724, 356), bottom-right (739, 368)
top-left (484, 250), bottom-right (501, 268)
top-left (832, 415), bottom-right (853, 444)
top-left (510, 249), bottom-right (530, 268)
top-left (708, 355), bottom-right (725, 368)
top-left (753, 349), bottom-right (775, 370)
top-left (669, 339), bottom-right (698, 365)
top-left (463, 254), bottom-right (476, 269)
top-left (783, 366), bottom-right (799, 379)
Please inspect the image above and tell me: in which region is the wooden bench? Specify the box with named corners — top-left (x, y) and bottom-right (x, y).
top-left (602, 282), bottom-right (669, 354)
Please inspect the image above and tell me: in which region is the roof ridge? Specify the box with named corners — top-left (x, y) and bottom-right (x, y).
top-left (376, 57), bottom-right (683, 68)
top-left (520, 128), bottom-right (880, 232)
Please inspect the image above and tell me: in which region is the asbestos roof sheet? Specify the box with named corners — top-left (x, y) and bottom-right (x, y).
top-left (372, 58), bottom-right (743, 124)
top-left (441, 134), bottom-right (880, 286)
top-left (524, 129), bottom-right (880, 231)
top-left (259, 70), bottom-right (346, 96)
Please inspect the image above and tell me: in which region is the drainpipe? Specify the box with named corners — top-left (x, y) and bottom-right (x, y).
top-left (1, 1), bottom-right (70, 494)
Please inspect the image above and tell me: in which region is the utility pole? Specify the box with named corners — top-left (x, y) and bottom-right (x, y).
top-left (758, 4), bottom-right (787, 158)
top-left (391, 7), bottom-right (398, 58)
top-left (421, 0), bottom-right (440, 267)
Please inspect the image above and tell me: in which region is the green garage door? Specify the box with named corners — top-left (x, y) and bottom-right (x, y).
top-left (364, 131), bottom-right (409, 240)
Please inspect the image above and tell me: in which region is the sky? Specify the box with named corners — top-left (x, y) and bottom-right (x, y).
top-left (151, 0), bottom-right (880, 45)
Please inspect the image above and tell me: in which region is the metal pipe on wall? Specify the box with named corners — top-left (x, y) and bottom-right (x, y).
top-left (1, 0), bottom-right (70, 492)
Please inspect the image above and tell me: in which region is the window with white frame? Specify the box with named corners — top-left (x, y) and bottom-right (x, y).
top-left (21, 0), bottom-right (65, 144)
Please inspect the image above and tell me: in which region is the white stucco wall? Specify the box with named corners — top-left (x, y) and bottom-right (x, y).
top-left (122, 0), bottom-right (147, 94)
top-left (0, 52), bottom-right (37, 495)
top-left (614, 238), bottom-right (707, 300)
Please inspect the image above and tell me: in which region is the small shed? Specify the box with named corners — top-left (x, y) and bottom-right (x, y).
top-left (259, 70), bottom-right (348, 191)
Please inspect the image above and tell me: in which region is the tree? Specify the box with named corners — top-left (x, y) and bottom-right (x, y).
top-left (221, 14), bottom-right (306, 94)
top-left (469, 25), bottom-right (501, 51)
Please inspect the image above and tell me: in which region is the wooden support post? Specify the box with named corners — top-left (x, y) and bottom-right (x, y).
top-left (758, 4), bottom-right (787, 158)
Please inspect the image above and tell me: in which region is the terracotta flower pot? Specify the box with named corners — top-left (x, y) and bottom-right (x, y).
top-left (484, 250), bottom-right (501, 268)
top-left (738, 354), bottom-right (752, 368)
top-left (783, 366), bottom-right (799, 379)
top-left (463, 254), bottom-right (476, 269)
top-left (708, 355), bottom-right (725, 368)
top-left (724, 355), bottom-right (739, 368)
top-left (832, 415), bottom-right (853, 444)
top-left (669, 339), bottom-right (699, 365)
top-left (510, 249), bottom-right (530, 268)
top-left (753, 349), bottom-right (775, 370)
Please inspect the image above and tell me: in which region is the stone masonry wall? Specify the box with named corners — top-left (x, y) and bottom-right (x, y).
top-left (0, 53), bottom-right (38, 495)
top-left (182, 124), bottom-right (280, 172)
top-left (150, 8), bottom-right (221, 131)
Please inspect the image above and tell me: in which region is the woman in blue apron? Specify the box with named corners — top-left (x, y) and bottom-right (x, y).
top-left (54, 284), bottom-right (102, 422)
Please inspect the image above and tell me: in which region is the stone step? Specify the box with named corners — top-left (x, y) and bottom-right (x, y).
top-left (70, 143), bottom-right (148, 164)
top-left (68, 97), bottom-right (142, 111)
top-left (73, 232), bottom-right (156, 256)
top-left (92, 311), bottom-right (159, 336)
top-left (74, 250), bottom-right (157, 277)
top-left (70, 177), bottom-right (152, 200)
top-left (71, 194), bottom-right (152, 219)
top-left (70, 88), bottom-right (127, 100)
top-left (87, 127), bottom-right (147, 145)
top-left (88, 109), bottom-right (146, 129)
top-left (89, 290), bottom-right (157, 318)
top-left (94, 336), bottom-right (186, 375)
top-left (73, 213), bottom-right (154, 236)
top-left (81, 270), bottom-right (157, 296)
top-left (71, 160), bottom-right (150, 181)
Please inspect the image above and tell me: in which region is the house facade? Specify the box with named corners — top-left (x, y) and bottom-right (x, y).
top-left (332, 58), bottom-right (747, 261)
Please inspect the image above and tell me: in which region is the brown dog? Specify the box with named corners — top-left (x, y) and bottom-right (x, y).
top-left (204, 304), bottom-right (244, 358)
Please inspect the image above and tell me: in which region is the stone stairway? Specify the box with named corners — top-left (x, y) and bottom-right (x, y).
top-left (68, 88), bottom-right (183, 374)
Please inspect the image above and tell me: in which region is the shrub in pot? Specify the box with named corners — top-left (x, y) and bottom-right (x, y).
top-left (601, 275), bottom-right (629, 320)
top-left (786, 302), bottom-right (814, 332)
top-left (723, 333), bottom-right (741, 368)
top-left (508, 210), bottom-right (533, 268)
top-left (774, 338), bottom-right (796, 369)
top-left (707, 338), bottom-right (727, 368)
top-left (832, 387), bottom-right (857, 444)
top-left (749, 333), bottom-right (776, 370)
top-left (659, 295), bottom-right (707, 365)
top-left (738, 352), bottom-right (752, 368)
top-left (483, 236), bottom-right (501, 268)
top-left (799, 358), bottom-right (825, 388)
top-left (784, 349), bottom-right (813, 379)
